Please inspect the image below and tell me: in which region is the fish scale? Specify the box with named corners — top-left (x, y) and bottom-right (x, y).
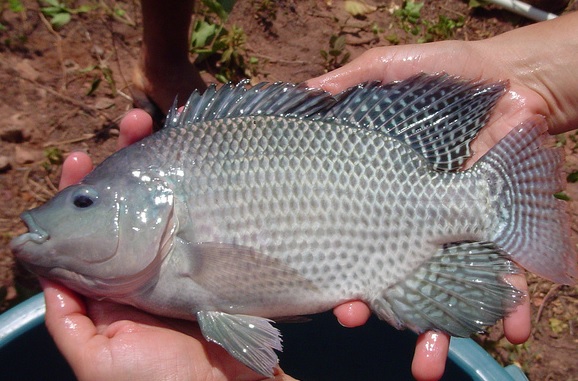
top-left (11, 75), bottom-right (577, 377)
top-left (157, 115), bottom-right (492, 298)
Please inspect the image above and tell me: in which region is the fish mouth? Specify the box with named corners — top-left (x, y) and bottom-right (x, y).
top-left (10, 211), bottom-right (50, 252)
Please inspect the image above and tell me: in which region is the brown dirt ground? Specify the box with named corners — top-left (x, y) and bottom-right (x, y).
top-left (0, 1), bottom-right (577, 380)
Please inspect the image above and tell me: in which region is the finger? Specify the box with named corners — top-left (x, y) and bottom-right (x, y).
top-left (306, 42), bottom-right (469, 94)
top-left (117, 109), bottom-right (154, 149)
top-left (411, 331), bottom-right (449, 381)
top-left (272, 368), bottom-right (299, 381)
top-left (86, 299), bottom-right (193, 338)
top-left (503, 274), bottom-right (531, 344)
top-left (59, 152), bottom-right (93, 190)
top-left (332, 301), bottom-right (371, 327)
top-left (40, 279), bottom-right (100, 365)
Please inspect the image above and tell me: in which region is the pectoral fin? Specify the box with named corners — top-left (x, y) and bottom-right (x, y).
top-left (189, 242), bottom-right (318, 301)
top-left (197, 310), bottom-right (282, 377)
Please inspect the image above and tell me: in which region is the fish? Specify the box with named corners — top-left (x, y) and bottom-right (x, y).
top-left (11, 74), bottom-right (577, 376)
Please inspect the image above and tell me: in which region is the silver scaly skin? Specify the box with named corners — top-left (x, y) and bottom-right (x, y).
top-left (143, 115), bottom-right (494, 311)
top-left (11, 75), bottom-right (577, 376)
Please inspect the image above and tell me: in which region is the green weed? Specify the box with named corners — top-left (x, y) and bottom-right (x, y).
top-left (385, 34), bottom-right (400, 45)
top-left (214, 24), bottom-right (248, 82)
top-left (393, 1), bottom-right (464, 43)
top-left (567, 171), bottom-right (578, 183)
top-left (420, 15), bottom-right (465, 43)
top-left (344, 0), bottom-right (377, 17)
top-left (548, 317), bottom-right (568, 334)
top-left (81, 63), bottom-right (116, 96)
top-left (370, 22), bottom-right (384, 35)
top-left (554, 192), bottom-right (571, 201)
top-left (555, 134), bottom-right (566, 147)
top-left (477, 335), bottom-right (532, 374)
top-left (190, 0), bottom-right (253, 82)
top-left (44, 147), bottom-right (63, 165)
top-left (320, 34), bottom-right (351, 72)
top-left (393, 0), bottom-right (423, 35)
top-left (568, 131), bottom-right (578, 152)
top-left (7, 0), bottom-right (24, 12)
top-left (96, 0), bottom-right (136, 27)
top-left (468, 0), bottom-right (487, 8)
top-left (41, 147), bottom-right (64, 172)
top-left (0, 0), bottom-right (24, 33)
top-left (40, 0), bottom-right (92, 28)
top-left (252, 0), bottom-right (277, 30)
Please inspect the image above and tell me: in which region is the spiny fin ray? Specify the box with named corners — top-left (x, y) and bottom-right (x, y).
top-left (327, 74), bottom-right (507, 171)
top-left (165, 81), bottom-right (335, 128)
top-left (165, 75), bottom-right (506, 172)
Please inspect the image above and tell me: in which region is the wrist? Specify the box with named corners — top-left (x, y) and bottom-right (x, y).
top-left (479, 13), bottom-right (578, 133)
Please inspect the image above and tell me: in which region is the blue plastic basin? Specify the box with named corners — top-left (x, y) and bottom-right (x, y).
top-left (0, 293), bottom-right (528, 380)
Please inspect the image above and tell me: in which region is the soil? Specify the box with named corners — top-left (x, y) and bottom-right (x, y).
top-left (0, 1), bottom-right (577, 380)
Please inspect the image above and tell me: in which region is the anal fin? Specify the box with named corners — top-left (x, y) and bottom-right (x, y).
top-left (197, 310), bottom-right (282, 377)
top-left (371, 241), bottom-right (523, 337)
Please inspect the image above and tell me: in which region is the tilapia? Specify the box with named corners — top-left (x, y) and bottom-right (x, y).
top-left (11, 74), bottom-right (577, 376)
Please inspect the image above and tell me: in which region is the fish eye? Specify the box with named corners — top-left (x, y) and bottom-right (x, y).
top-left (71, 187), bottom-right (99, 209)
top-left (73, 195), bottom-right (94, 208)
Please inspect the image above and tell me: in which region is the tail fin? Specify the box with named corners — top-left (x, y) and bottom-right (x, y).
top-left (480, 116), bottom-right (577, 284)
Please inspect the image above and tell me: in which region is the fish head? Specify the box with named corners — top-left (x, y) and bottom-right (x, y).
top-left (10, 170), bottom-right (176, 298)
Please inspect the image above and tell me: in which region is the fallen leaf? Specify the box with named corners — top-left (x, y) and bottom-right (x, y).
top-left (344, 1), bottom-right (377, 16)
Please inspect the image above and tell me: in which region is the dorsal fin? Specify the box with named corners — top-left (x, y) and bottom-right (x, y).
top-left (165, 75), bottom-right (506, 171)
top-left (325, 74), bottom-right (507, 171)
top-left (164, 80), bottom-right (336, 128)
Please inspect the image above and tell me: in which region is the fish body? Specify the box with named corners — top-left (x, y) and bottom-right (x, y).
top-left (11, 75), bottom-right (577, 376)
